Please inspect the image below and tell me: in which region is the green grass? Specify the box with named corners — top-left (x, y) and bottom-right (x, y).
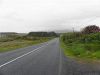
top-left (60, 33), bottom-right (100, 61)
top-left (0, 38), bottom-right (51, 53)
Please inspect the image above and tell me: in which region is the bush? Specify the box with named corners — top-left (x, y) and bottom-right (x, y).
top-left (80, 32), bottom-right (100, 43)
top-left (61, 30), bottom-right (100, 59)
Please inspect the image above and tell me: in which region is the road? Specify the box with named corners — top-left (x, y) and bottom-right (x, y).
top-left (0, 38), bottom-right (62, 75)
top-left (0, 38), bottom-right (100, 75)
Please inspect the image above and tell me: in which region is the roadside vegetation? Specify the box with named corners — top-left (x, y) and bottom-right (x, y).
top-left (60, 25), bottom-right (100, 60)
top-left (0, 32), bottom-right (57, 52)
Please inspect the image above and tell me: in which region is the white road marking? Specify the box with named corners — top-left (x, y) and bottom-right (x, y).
top-left (0, 43), bottom-right (49, 68)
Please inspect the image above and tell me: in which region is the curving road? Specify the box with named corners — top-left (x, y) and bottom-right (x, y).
top-left (0, 38), bottom-right (99, 75)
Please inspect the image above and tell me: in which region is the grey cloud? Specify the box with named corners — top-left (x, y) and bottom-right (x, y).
top-left (0, 0), bottom-right (100, 32)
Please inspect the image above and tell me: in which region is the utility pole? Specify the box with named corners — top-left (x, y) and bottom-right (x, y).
top-left (72, 27), bottom-right (75, 33)
top-left (72, 27), bottom-right (76, 39)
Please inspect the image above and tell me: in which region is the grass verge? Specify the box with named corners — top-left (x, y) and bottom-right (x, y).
top-left (60, 33), bottom-right (100, 62)
top-left (0, 37), bottom-right (51, 53)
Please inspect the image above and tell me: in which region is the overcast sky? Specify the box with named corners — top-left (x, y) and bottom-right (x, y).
top-left (0, 0), bottom-right (100, 33)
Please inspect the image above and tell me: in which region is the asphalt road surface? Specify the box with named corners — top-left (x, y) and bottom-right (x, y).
top-left (0, 38), bottom-right (100, 75)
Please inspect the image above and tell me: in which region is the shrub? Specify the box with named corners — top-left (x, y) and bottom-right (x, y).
top-left (81, 25), bottom-right (100, 34)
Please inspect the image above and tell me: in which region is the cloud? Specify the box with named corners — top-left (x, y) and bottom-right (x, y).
top-left (0, 0), bottom-right (100, 32)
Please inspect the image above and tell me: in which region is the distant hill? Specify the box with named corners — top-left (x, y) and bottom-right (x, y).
top-left (0, 32), bottom-right (18, 37)
top-left (27, 32), bottom-right (58, 37)
top-left (0, 32), bottom-right (27, 38)
top-left (17, 33), bottom-right (27, 36)
top-left (54, 29), bottom-right (72, 33)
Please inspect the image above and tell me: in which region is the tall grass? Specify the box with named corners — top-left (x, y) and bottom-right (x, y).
top-left (60, 32), bottom-right (100, 60)
top-left (0, 35), bottom-right (53, 52)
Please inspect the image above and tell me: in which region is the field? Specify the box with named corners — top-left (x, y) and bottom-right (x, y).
top-left (0, 36), bottom-right (52, 53)
top-left (60, 32), bottom-right (100, 61)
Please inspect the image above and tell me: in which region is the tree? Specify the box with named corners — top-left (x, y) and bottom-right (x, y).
top-left (81, 25), bottom-right (100, 34)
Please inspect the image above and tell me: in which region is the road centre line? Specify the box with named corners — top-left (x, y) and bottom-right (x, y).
top-left (0, 43), bottom-right (49, 68)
